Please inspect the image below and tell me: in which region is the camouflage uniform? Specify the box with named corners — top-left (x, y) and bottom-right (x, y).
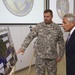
top-left (21, 22), bottom-right (65, 75)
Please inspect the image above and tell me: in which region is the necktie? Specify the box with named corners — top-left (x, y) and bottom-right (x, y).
top-left (67, 33), bottom-right (71, 43)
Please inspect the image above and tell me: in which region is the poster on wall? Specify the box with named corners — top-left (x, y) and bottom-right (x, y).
top-left (49, 0), bottom-right (74, 24)
top-left (0, 27), bottom-right (17, 75)
top-left (0, 0), bottom-right (45, 24)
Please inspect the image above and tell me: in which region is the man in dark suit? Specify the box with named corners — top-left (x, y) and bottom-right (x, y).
top-left (62, 13), bottom-right (75, 75)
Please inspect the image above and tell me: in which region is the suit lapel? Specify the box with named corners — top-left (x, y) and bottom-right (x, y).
top-left (69, 30), bottom-right (75, 42)
top-left (66, 30), bottom-right (75, 49)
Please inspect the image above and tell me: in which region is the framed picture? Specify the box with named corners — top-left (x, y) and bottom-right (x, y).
top-left (49, 0), bottom-right (74, 24)
top-left (0, 0), bottom-right (48, 25)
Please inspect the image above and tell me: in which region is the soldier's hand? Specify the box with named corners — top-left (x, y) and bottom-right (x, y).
top-left (56, 57), bottom-right (61, 63)
top-left (16, 48), bottom-right (24, 55)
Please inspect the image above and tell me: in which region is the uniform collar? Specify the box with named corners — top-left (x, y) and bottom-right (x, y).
top-left (43, 21), bottom-right (54, 27)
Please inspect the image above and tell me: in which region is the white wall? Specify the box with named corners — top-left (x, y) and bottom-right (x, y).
top-left (9, 25), bottom-right (36, 71)
top-left (49, 0), bottom-right (74, 23)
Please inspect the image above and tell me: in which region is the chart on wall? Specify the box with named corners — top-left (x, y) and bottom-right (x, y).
top-left (0, 27), bottom-right (17, 75)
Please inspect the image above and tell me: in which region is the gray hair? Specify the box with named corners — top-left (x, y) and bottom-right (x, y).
top-left (63, 13), bottom-right (75, 22)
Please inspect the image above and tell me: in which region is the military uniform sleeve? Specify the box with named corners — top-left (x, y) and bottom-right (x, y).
top-left (57, 27), bottom-right (65, 58)
top-left (21, 25), bottom-right (38, 50)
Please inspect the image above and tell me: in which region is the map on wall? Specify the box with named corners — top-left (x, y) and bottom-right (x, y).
top-left (56, 0), bottom-right (69, 19)
top-left (3, 0), bottom-right (34, 16)
top-left (0, 27), bottom-right (17, 75)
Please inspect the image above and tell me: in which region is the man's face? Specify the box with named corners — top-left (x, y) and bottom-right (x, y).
top-left (62, 17), bottom-right (74, 32)
top-left (44, 12), bottom-right (53, 24)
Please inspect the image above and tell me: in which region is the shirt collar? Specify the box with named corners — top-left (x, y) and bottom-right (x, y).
top-left (43, 21), bottom-right (54, 26)
top-left (70, 26), bottom-right (75, 35)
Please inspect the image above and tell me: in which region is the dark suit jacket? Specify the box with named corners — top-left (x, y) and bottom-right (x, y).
top-left (66, 30), bottom-right (75, 56)
top-left (66, 30), bottom-right (75, 75)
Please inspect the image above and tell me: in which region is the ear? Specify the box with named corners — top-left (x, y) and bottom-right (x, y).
top-left (71, 22), bottom-right (75, 27)
top-left (51, 15), bottom-right (53, 19)
top-left (74, 21), bottom-right (75, 26)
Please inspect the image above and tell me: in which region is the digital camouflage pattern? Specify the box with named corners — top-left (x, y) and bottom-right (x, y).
top-left (35, 57), bottom-right (57, 75)
top-left (21, 22), bottom-right (65, 59)
top-left (21, 22), bottom-right (65, 75)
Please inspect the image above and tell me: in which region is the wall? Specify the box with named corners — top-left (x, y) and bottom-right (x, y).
top-left (49, 0), bottom-right (74, 23)
top-left (9, 25), bottom-right (36, 71)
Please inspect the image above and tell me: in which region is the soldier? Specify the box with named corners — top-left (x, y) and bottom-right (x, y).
top-left (17, 9), bottom-right (65, 75)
